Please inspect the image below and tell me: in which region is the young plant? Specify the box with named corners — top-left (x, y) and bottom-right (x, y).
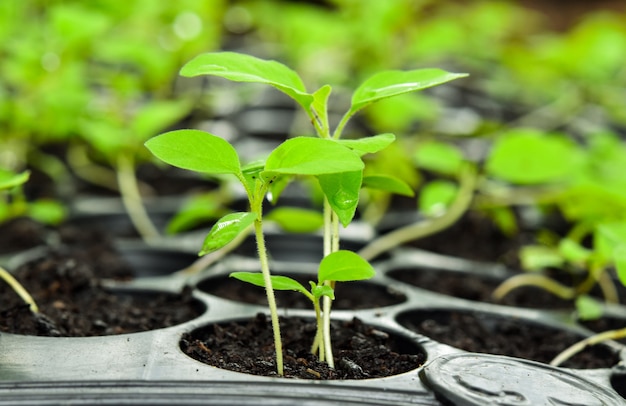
top-left (147, 51), bottom-right (466, 375)
top-left (76, 99), bottom-right (191, 241)
top-left (146, 131), bottom-right (367, 376)
top-left (487, 131), bottom-right (626, 313)
top-left (0, 168), bottom-right (66, 227)
top-left (0, 170), bottom-right (40, 314)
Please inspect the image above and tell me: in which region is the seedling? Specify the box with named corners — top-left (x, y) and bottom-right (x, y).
top-left (0, 168), bottom-right (65, 227)
top-left (77, 99), bottom-right (191, 241)
top-left (487, 131), bottom-right (626, 312)
top-left (0, 169), bottom-right (40, 313)
top-left (146, 51), bottom-right (466, 375)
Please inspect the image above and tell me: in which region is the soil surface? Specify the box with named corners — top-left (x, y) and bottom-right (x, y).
top-left (399, 310), bottom-right (620, 369)
top-left (0, 217), bottom-right (49, 255)
top-left (0, 243), bottom-right (203, 337)
top-left (181, 313), bottom-right (425, 380)
top-left (388, 268), bottom-right (573, 309)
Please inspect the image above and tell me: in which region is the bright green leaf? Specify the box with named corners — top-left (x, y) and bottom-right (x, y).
top-left (199, 212), bottom-right (256, 255)
top-left (265, 207), bottom-right (324, 233)
top-left (519, 245), bottom-right (564, 271)
top-left (180, 52), bottom-right (314, 111)
top-left (262, 137), bottom-right (363, 180)
top-left (230, 272), bottom-right (310, 297)
top-left (418, 180), bottom-right (458, 218)
top-left (350, 69), bottom-right (468, 115)
top-left (362, 175), bottom-right (414, 197)
top-left (318, 250), bottom-right (375, 283)
top-left (594, 222), bottom-right (626, 264)
top-left (311, 283), bottom-right (335, 300)
top-left (485, 207), bottom-right (518, 237)
top-left (0, 170), bottom-right (30, 190)
top-left (26, 199), bottom-right (66, 225)
top-left (132, 100), bottom-right (191, 142)
top-left (166, 193), bottom-right (225, 234)
top-left (557, 238), bottom-right (591, 265)
top-left (318, 171), bottom-right (362, 227)
top-left (310, 85), bottom-right (331, 135)
top-left (145, 129), bottom-right (241, 176)
top-left (486, 129), bottom-right (583, 185)
top-left (575, 295), bottom-right (604, 321)
top-left (613, 245), bottom-right (626, 287)
top-left (337, 133), bottom-right (395, 156)
top-left (414, 141), bottom-right (464, 176)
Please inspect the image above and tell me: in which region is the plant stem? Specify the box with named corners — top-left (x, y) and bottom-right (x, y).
top-left (322, 210), bottom-right (340, 368)
top-left (550, 327), bottom-right (626, 367)
top-left (358, 164), bottom-right (477, 262)
top-left (311, 298), bottom-right (324, 361)
top-left (0, 266), bottom-right (38, 313)
top-left (254, 218), bottom-right (284, 376)
top-left (332, 111), bottom-right (352, 140)
top-left (116, 153), bottom-right (161, 242)
top-left (492, 273), bottom-right (576, 301)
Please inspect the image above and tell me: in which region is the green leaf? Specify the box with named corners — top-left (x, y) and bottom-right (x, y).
top-left (613, 245), bottom-right (626, 287)
top-left (362, 175), bottom-right (414, 197)
top-left (337, 133), bottom-right (395, 156)
top-left (557, 238), bottom-right (591, 265)
top-left (350, 69), bottom-right (468, 115)
top-left (594, 222), bottom-right (626, 264)
top-left (519, 245), bottom-right (564, 271)
top-left (265, 207), bottom-right (324, 233)
top-left (262, 137), bottom-right (363, 180)
top-left (145, 129), bottom-right (241, 176)
top-left (26, 199), bottom-right (66, 225)
top-left (418, 180), bottom-right (458, 218)
top-left (486, 129), bottom-right (583, 184)
top-left (318, 250), bottom-right (375, 283)
top-left (180, 52), bottom-right (314, 111)
top-left (132, 100), bottom-right (191, 142)
top-left (0, 170), bottom-right (30, 190)
top-left (575, 295), bottom-right (604, 321)
top-left (230, 272), bottom-right (310, 297)
top-left (310, 85), bottom-right (331, 135)
top-left (414, 141), bottom-right (464, 176)
top-left (311, 283), bottom-right (335, 300)
top-left (199, 212), bottom-right (256, 255)
top-left (166, 193), bottom-right (225, 235)
top-left (318, 171), bottom-right (362, 227)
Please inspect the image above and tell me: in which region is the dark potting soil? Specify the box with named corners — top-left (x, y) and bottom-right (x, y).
top-left (0, 248), bottom-right (203, 337)
top-left (388, 268), bottom-right (573, 309)
top-left (181, 313), bottom-right (425, 380)
top-left (0, 217), bottom-right (49, 254)
top-left (198, 274), bottom-right (407, 310)
top-left (408, 210), bottom-right (535, 266)
top-left (399, 310), bottom-right (620, 369)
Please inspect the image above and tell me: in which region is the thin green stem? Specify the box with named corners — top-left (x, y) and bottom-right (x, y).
top-left (311, 297), bottom-right (324, 361)
top-left (116, 153), bottom-right (161, 241)
top-left (551, 327), bottom-right (626, 367)
top-left (332, 110), bottom-right (353, 140)
top-left (492, 273), bottom-right (576, 302)
top-left (321, 210), bottom-right (340, 367)
top-left (0, 266), bottom-right (38, 313)
top-left (358, 164), bottom-right (477, 262)
top-left (254, 219), bottom-right (283, 376)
